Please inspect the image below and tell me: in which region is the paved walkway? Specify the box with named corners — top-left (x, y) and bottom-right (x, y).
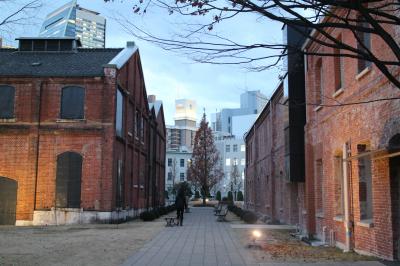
top-left (122, 207), bottom-right (251, 266)
top-left (122, 208), bottom-right (388, 266)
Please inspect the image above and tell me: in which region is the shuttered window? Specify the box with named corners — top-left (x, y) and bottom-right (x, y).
top-left (357, 20), bottom-right (372, 73)
top-left (60, 86), bottom-right (85, 119)
top-left (56, 152), bottom-right (82, 208)
top-left (0, 85), bottom-right (15, 119)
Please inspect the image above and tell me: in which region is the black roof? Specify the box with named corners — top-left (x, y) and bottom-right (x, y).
top-left (0, 48), bottom-right (123, 77)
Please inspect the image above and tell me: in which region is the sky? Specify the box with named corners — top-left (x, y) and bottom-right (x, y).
top-left (0, 0), bottom-right (285, 125)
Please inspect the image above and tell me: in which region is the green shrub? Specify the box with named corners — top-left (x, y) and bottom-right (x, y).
top-left (194, 190), bottom-right (200, 199)
top-left (227, 204), bottom-right (257, 224)
top-left (237, 191), bottom-right (244, 201)
top-left (227, 191), bottom-right (233, 202)
top-left (140, 211), bottom-right (156, 221)
top-left (221, 196), bottom-right (228, 202)
top-left (242, 211), bottom-right (258, 224)
top-left (216, 191), bottom-right (221, 201)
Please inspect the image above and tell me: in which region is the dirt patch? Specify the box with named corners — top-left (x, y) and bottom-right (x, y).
top-left (0, 218), bottom-right (165, 266)
top-left (234, 228), bottom-right (377, 263)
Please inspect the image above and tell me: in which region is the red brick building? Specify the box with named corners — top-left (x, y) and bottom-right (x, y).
top-left (245, 12), bottom-right (400, 260)
top-left (148, 95), bottom-right (166, 209)
top-left (245, 83), bottom-right (305, 226)
top-left (303, 12), bottom-right (400, 259)
top-left (245, 25), bottom-right (308, 226)
top-left (0, 37), bottom-right (166, 225)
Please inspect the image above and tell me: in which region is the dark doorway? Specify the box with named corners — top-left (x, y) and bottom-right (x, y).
top-left (389, 134), bottom-right (400, 260)
top-left (0, 177), bottom-right (17, 225)
top-left (56, 152), bottom-right (82, 208)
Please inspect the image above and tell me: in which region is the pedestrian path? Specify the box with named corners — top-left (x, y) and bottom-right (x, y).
top-left (121, 207), bottom-right (388, 266)
top-left (122, 207), bottom-right (252, 266)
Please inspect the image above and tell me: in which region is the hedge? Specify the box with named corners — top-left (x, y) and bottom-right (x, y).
top-left (228, 204), bottom-right (258, 224)
top-left (140, 204), bottom-right (176, 221)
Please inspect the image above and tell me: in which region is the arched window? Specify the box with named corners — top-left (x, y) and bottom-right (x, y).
top-left (60, 86), bottom-right (85, 119)
top-left (56, 152), bottom-right (82, 208)
top-left (315, 59), bottom-right (323, 105)
top-left (389, 134), bottom-right (400, 152)
top-left (0, 85), bottom-right (15, 119)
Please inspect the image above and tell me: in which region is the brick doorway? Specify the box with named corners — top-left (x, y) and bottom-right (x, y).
top-left (389, 134), bottom-right (400, 260)
top-left (0, 177), bottom-right (17, 225)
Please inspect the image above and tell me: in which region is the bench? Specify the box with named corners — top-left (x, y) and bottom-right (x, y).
top-left (165, 217), bottom-right (177, 227)
top-left (214, 204), bottom-right (222, 215)
top-left (216, 207), bottom-right (228, 222)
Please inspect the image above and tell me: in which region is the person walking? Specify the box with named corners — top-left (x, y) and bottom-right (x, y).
top-left (175, 187), bottom-right (186, 226)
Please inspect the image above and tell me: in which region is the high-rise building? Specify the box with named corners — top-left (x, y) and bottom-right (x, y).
top-left (166, 99), bottom-right (197, 151)
top-left (211, 90), bottom-right (267, 137)
top-left (39, 0), bottom-right (106, 48)
top-left (165, 99), bottom-right (198, 197)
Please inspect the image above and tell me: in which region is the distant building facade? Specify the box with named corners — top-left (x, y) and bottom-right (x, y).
top-left (165, 151), bottom-right (192, 194)
top-left (165, 99), bottom-right (197, 195)
top-left (214, 133), bottom-right (246, 197)
top-left (39, 0), bottom-right (106, 48)
top-left (211, 91), bottom-right (266, 198)
top-left (166, 99), bottom-right (197, 151)
top-left (0, 37), bottom-right (165, 225)
top-left (211, 90), bottom-right (267, 136)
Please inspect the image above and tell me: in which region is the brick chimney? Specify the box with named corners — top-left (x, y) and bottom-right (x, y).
top-left (148, 95), bottom-right (156, 103)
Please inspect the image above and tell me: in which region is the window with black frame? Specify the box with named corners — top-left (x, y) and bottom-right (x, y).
top-left (0, 85), bottom-right (15, 119)
top-left (60, 86), bottom-right (85, 119)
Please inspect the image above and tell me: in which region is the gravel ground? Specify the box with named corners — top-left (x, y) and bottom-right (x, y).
top-left (234, 228), bottom-right (377, 263)
top-left (0, 218), bottom-right (165, 266)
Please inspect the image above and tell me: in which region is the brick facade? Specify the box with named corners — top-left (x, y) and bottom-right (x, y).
top-left (245, 84), bottom-right (305, 226)
top-left (245, 8), bottom-right (400, 260)
top-left (0, 40), bottom-right (166, 225)
top-left (304, 15), bottom-right (400, 259)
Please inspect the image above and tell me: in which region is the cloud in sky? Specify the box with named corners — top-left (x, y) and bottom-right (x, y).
top-left (1, 0), bottom-right (285, 124)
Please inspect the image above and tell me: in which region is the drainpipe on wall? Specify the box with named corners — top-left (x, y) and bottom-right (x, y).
top-left (343, 143), bottom-right (351, 252)
top-left (33, 80), bottom-right (43, 212)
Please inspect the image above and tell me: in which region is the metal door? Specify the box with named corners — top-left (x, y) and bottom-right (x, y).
top-left (56, 152), bottom-right (82, 208)
top-left (0, 177), bottom-right (17, 225)
top-left (390, 156), bottom-right (400, 260)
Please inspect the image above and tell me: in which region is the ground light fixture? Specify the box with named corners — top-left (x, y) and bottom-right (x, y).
top-left (247, 230), bottom-right (262, 249)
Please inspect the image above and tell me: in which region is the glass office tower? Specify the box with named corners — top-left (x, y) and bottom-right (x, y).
top-left (39, 0), bottom-right (106, 48)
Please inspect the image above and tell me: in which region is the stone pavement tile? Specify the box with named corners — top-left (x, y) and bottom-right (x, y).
top-left (122, 207), bottom-right (251, 266)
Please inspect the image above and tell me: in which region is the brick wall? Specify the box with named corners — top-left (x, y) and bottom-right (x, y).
top-left (0, 50), bottom-right (166, 224)
top-left (304, 17), bottom-right (400, 259)
top-left (245, 84), bottom-right (304, 225)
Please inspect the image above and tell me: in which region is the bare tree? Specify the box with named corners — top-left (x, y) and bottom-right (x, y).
top-left (229, 159), bottom-right (242, 201)
top-left (187, 113), bottom-right (223, 205)
top-left (108, 0), bottom-right (400, 89)
top-left (0, 0), bottom-right (42, 43)
top-left (168, 157), bottom-right (178, 194)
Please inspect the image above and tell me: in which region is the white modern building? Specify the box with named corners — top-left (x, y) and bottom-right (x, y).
top-left (211, 90), bottom-right (267, 137)
top-left (39, 0), bottom-right (106, 48)
top-left (211, 91), bottom-right (267, 198)
top-left (165, 150), bottom-right (192, 193)
top-left (214, 133), bottom-right (246, 197)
